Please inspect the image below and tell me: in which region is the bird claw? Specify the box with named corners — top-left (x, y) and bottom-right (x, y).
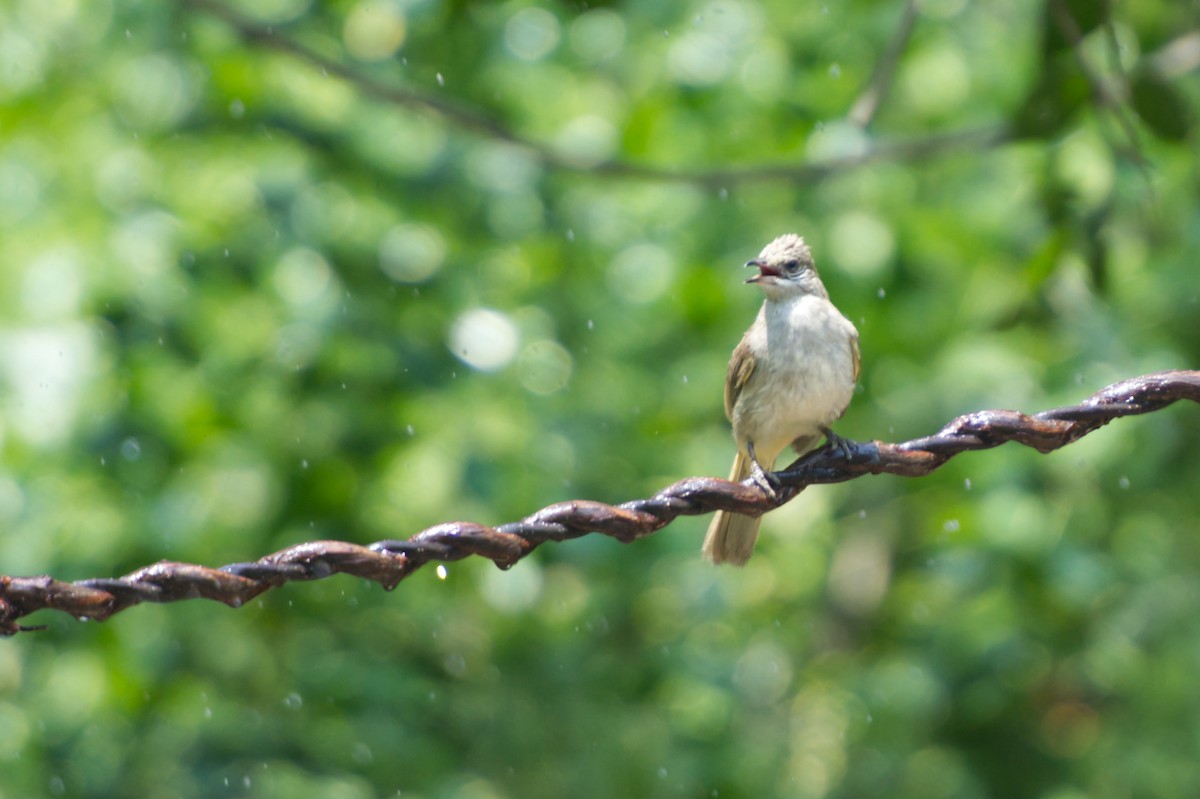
top-left (820, 427), bottom-right (855, 461)
top-left (746, 442), bottom-right (781, 499)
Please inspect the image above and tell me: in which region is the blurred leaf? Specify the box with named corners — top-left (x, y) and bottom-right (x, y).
top-left (1041, 0), bottom-right (1112, 58)
top-left (1012, 63), bottom-right (1090, 139)
top-left (1131, 71), bottom-right (1193, 142)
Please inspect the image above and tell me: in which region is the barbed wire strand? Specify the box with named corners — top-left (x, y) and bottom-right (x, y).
top-left (2, 370), bottom-right (1197, 636)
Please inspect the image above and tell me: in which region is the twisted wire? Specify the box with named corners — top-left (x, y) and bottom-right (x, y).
top-left (2, 370), bottom-right (1197, 635)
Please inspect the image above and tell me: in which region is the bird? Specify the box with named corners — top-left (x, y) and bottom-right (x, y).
top-left (702, 233), bottom-right (860, 566)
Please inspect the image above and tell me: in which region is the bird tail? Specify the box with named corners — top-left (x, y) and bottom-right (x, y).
top-left (702, 450), bottom-right (763, 566)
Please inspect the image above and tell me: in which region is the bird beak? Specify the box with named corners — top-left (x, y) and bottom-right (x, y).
top-left (744, 259), bottom-right (781, 284)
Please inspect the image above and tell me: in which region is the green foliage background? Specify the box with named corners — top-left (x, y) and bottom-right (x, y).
top-left (3, 0), bottom-right (1200, 796)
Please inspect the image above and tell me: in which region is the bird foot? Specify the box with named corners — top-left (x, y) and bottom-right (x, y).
top-left (746, 442), bottom-right (781, 499)
top-left (820, 427), bottom-right (855, 461)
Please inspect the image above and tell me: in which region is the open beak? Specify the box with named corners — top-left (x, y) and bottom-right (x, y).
top-left (743, 259), bottom-right (782, 284)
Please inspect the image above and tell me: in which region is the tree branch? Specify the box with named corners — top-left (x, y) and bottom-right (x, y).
top-left (1047, 0), bottom-right (1147, 167)
top-left (847, 0), bottom-right (920, 129)
top-left (3, 370), bottom-right (1197, 636)
top-left (183, 0), bottom-right (1009, 187)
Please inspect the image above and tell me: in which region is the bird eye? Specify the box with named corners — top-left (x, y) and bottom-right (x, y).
top-left (783, 259), bottom-right (800, 273)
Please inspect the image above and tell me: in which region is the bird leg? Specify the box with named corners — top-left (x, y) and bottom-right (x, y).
top-left (746, 441), bottom-right (781, 499)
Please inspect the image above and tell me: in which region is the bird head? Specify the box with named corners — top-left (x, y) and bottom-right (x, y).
top-left (744, 234), bottom-right (826, 299)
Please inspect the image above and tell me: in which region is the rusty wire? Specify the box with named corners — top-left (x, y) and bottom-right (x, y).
top-left (2, 370), bottom-right (1197, 636)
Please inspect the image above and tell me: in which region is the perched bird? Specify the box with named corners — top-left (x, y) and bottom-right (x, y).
top-left (703, 234), bottom-right (860, 566)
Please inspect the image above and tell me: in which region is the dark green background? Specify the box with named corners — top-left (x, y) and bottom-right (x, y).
top-left (2, 0), bottom-right (1199, 796)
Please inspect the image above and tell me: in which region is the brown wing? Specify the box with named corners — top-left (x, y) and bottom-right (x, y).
top-left (831, 329), bottom-right (862, 424)
top-left (724, 337), bottom-right (756, 421)
top-left (850, 330), bottom-right (861, 383)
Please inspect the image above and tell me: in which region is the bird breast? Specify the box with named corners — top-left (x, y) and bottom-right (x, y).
top-left (731, 294), bottom-right (857, 466)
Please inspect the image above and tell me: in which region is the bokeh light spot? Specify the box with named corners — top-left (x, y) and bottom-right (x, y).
top-left (379, 223), bottom-right (446, 284)
top-left (273, 247), bottom-right (334, 311)
top-left (828, 211), bottom-right (895, 278)
top-left (343, 0), bottom-right (406, 61)
top-left (569, 10), bottom-right (625, 63)
top-left (608, 243), bottom-right (676, 304)
top-left (505, 8), bottom-right (561, 62)
top-left (518, 340), bottom-right (572, 395)
top-left (449, 309), bottom-right (519, 372)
